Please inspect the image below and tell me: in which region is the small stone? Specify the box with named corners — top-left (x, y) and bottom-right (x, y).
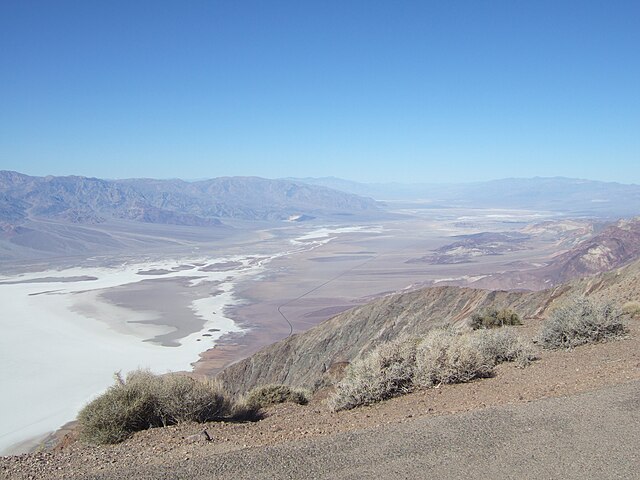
top-left (184, 430), bottom-right (213, 444)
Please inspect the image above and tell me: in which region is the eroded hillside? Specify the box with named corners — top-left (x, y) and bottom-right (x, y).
top-left (216, 257), bottom-right (640, 395)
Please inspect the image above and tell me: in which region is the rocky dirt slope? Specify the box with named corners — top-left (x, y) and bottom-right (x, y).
top-left (472, 217), bottom-right (640, 290)
top-left (2, 319), bottom-right (638, 479)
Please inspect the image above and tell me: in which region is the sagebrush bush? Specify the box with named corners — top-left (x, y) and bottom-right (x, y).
top-left (414, 328), bottom-right (493, 387)
top-left (470, 308), bottom-right (522, 329)
top-left (327, 337), bottom-right (418, 411)
top-left (622, 301), bottom-right (640, 318)
top-left (537, 296), bottom-right (627, 349)
top-left (470, 328), bottom-right (536, 367)
top-left (245, 384), bottom-right (310, 408)
top-left (77, 371), bottom-right (157, 444)
top-left (329, 326), bottom-right (536, 411)
top-left (78, 370), bottom-right (255, 444)
top-left (154, 373), bottom-right (233, 425)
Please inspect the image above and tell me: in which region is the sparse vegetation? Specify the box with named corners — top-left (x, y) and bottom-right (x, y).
top-left (622, 301), bottom-right (640, 318)
top-left (329, 326), bottom-right (536, 411)
top-left (78, 369), bottom-right (259, 444)
top-left (414, 328), bottom-right (493, 387)
top-left (327, 337), bottom-right (419, 411)
top-left (470, 308), bottom-right (522, 329)
top-left (471, 328), bottom-right (536, 367)
top-left (245, 384), bottom-right (311, 409)
top-left (537, 296), bottom-right (627, 349)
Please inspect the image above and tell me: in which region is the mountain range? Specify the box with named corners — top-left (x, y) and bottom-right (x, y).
top-left (4, 171), bottom-right (640, 261)
top-left (0, 171), bottom-right (383, 260)
top-left (4, 172), bottom-right (639, 233)
top-left (0, 171), bottom-right (380, 227)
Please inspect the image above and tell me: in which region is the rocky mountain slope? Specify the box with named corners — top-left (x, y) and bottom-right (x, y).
top-left (544, 217), bottom-right (640, 280)
top-left (217, 255), bottom-right (640, 395)
top-left (471, 217), bottom-right (640, 290)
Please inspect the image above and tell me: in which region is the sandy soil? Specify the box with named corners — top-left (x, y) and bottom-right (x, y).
top-left (2, 319), bottom-right (638, 479)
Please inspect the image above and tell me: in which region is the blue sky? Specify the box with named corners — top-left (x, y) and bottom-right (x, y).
top-left (1, 1), bottom-right (639, 183)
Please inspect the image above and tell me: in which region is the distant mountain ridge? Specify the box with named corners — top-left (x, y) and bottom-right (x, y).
top-left (288, 176), bottom-right (640, 216)
top-left (0, 171), bottom-right (381, 228)
top-left (0, 171), bottom-right (383, 260)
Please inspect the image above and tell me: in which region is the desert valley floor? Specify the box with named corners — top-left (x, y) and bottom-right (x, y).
top-left (0, 206), bottom-right (594, 454)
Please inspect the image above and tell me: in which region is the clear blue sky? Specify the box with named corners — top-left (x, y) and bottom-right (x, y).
top-left (1, 1), bottom-right (639, 183)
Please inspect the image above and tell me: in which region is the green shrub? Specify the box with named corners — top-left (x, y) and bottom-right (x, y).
top-left (78, 370), bottom-right (250, 444)
top-left (470, 308), bottom-right (522, 329)
top-left (327, 337), bottom-right (418, 411)
top-left (537, 296), bottom-right (627, 349)
top-left (245, 384), bottom-right (311, 409)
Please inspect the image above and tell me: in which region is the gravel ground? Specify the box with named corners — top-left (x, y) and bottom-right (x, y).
top-left (88, 379), bottom-right (640, 479)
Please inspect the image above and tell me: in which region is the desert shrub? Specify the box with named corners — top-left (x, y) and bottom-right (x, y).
top-left (414, 328), bottom-right (494, 387)
top-left (537, 296), bottom-right (627, 349)
top-left (229, 399), bottom-right (263, 422)
top-left (154, 373), bottom-right (232, 425)
top-left (328, 337), bottom-right (418, 411)
top-left (245, 384), bottom-right (310, 409)
top-left (78, 369), bottom-right (243, 444)
top-left (470, 328), bottom-right (536, 367)
top-left (77, 371), bottom-right (157, 444)
top-left (329, 326), bottom-right (537, 411)
top-left (622, 301), bottom-right (640, 318)
top-left (470, 308), bottom-right (522, 329)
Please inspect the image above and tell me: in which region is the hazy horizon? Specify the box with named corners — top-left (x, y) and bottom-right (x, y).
top-left (1, 1), bottom-right (639, 183)
top-left (3, 169), bottom-right (640, 188)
